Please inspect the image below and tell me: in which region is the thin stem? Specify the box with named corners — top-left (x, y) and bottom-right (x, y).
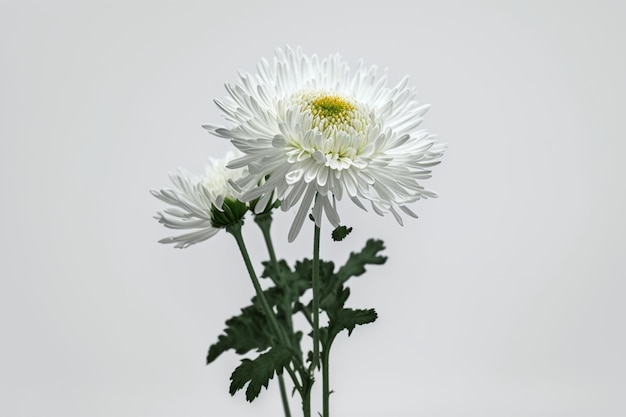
top-left (301, 378), bottom-right (312, 417)
top-left (255, 213), bottom-right (278, 265)
top-left (226, 221), bottom-right (304, 404)
top-left (248, 215), bottom-right (313, 416)
top-left (322, 344), bottom-right (330, 417)
top-left (255, 213), bottom-right (293, 417)
top-left (278, 374), bottom-right (292, 417)
top-left (285, 364), bottom-right (303, 393)
top-left (226, 222), bottom-right (283, 340)
top-left (256, 213), bottom-right (294, 330)
top-left (312, 223), bottom-right (321, 370)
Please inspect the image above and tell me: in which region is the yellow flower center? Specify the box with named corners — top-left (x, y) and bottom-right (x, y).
top-left (289, 89), bottom-right (372, 144)
top-left (295, 91), bottom-right (367, 135)
top-left (286, 90), bottom-right (374, 169)
top-left (310, 95), bottom-right (355, 125)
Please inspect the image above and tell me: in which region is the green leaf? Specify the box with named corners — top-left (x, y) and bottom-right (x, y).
top-left (260, 259), bottom-right (290, 283)
top-left (329, 308), bottom-right (378, 338)
top-left (331, 225), bottom-right (353, 241)
top-left (208, 260), bottom-right (307, 364)
top-left (262, 259), bottom-right (311, 301)
top-left (336, 239), bottom-right (387, 285)
top-left (319, 286), bottom-right (350, 315)
top-left (294, 258), bottom-right (335, 289)
top-left (229, 347), bottom-right (292, 402)
top-left (207, 305), bottom-right (272, 365)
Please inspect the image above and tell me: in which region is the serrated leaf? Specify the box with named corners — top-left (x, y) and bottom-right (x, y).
top-left (229, 347), bottom-right (292, 402)
top-left (329, 308), bottom-right (378, 338)
top-left (207, 305), bottom-right (272, 364)
top-left (261, 259), bottom-right (291, 283)
top-left (319, 286), bottom-right (350, 315)
top-left (262, 259), bottom-right (311, 302)
top-left (294, 258), bottom-right (335, 288)
top-left (336, 239), bottom-right (387, 284)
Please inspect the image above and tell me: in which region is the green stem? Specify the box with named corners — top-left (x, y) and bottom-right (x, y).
top-left (278, 373), bottom-right (292, 417)
top-left (285, 365), bottom-right (303, 393)
top-left (254, 214), bottom-right (309, 373)
top-left (322, 345), bottom-right (330, 417)
top-left (301, 378), bottom-right (312, 417)
top-left (255, 213), bottom-right (293, 417)
top-left (312, 224), bottom-right (321, 370)
top-left (255, 213), bottom-right (278, 265)
top-left (248, 215), bottom-right (313, 416)
top-left (226, 222), bottom-right (284, 341)
top-left (256, 213), bottom-right (294, 330)
top-left (226, 221), bottom-right (306, 406)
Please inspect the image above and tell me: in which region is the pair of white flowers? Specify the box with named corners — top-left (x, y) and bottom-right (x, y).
top-left (152, 47), bottom-right (446, 247)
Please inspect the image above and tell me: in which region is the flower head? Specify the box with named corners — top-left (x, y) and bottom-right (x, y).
top-left (151, 151), bottom-right (248, 248)
top-left (204, 47), bottom-right (446, 241)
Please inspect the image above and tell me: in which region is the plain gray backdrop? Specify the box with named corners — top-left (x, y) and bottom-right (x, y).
top-left (1, 0), bottom-right (625, 416)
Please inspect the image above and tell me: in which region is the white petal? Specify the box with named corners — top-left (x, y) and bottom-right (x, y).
top-left (322, 196), bottom-right (341, 227)
top-left (400, 205), bottom-right (419, 218)
top-left (205, 47), bottom-right (445, 239)
top-left (288, 187), bottom-right (316, 242)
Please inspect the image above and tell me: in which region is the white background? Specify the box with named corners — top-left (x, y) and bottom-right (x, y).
top-left (2, 1), bottom-right (625, 416)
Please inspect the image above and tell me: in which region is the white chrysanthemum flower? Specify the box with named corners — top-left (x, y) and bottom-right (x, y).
top-left (204, 47), bottom-right (446, 242)
top-left (151, 151), bottom-right (248, 248)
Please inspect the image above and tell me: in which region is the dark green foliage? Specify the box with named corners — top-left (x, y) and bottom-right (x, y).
top-left (336, 239), bottom-right (387, 284)
top-left (206, 304), bottom-right (272, 365)
top-left (229, 347), bottom-right (292, 402)
top-left (261, 259), bottom-right (310, 303)
top-left (207, 237), bottom-right (387, 402)
top-left (314, 240), bottom-right (386, 347)
top-left (329, 308), bottom-right (378, 338)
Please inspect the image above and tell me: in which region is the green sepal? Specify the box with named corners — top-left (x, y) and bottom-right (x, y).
top-left (210, 198), bottom-right (248, 228)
